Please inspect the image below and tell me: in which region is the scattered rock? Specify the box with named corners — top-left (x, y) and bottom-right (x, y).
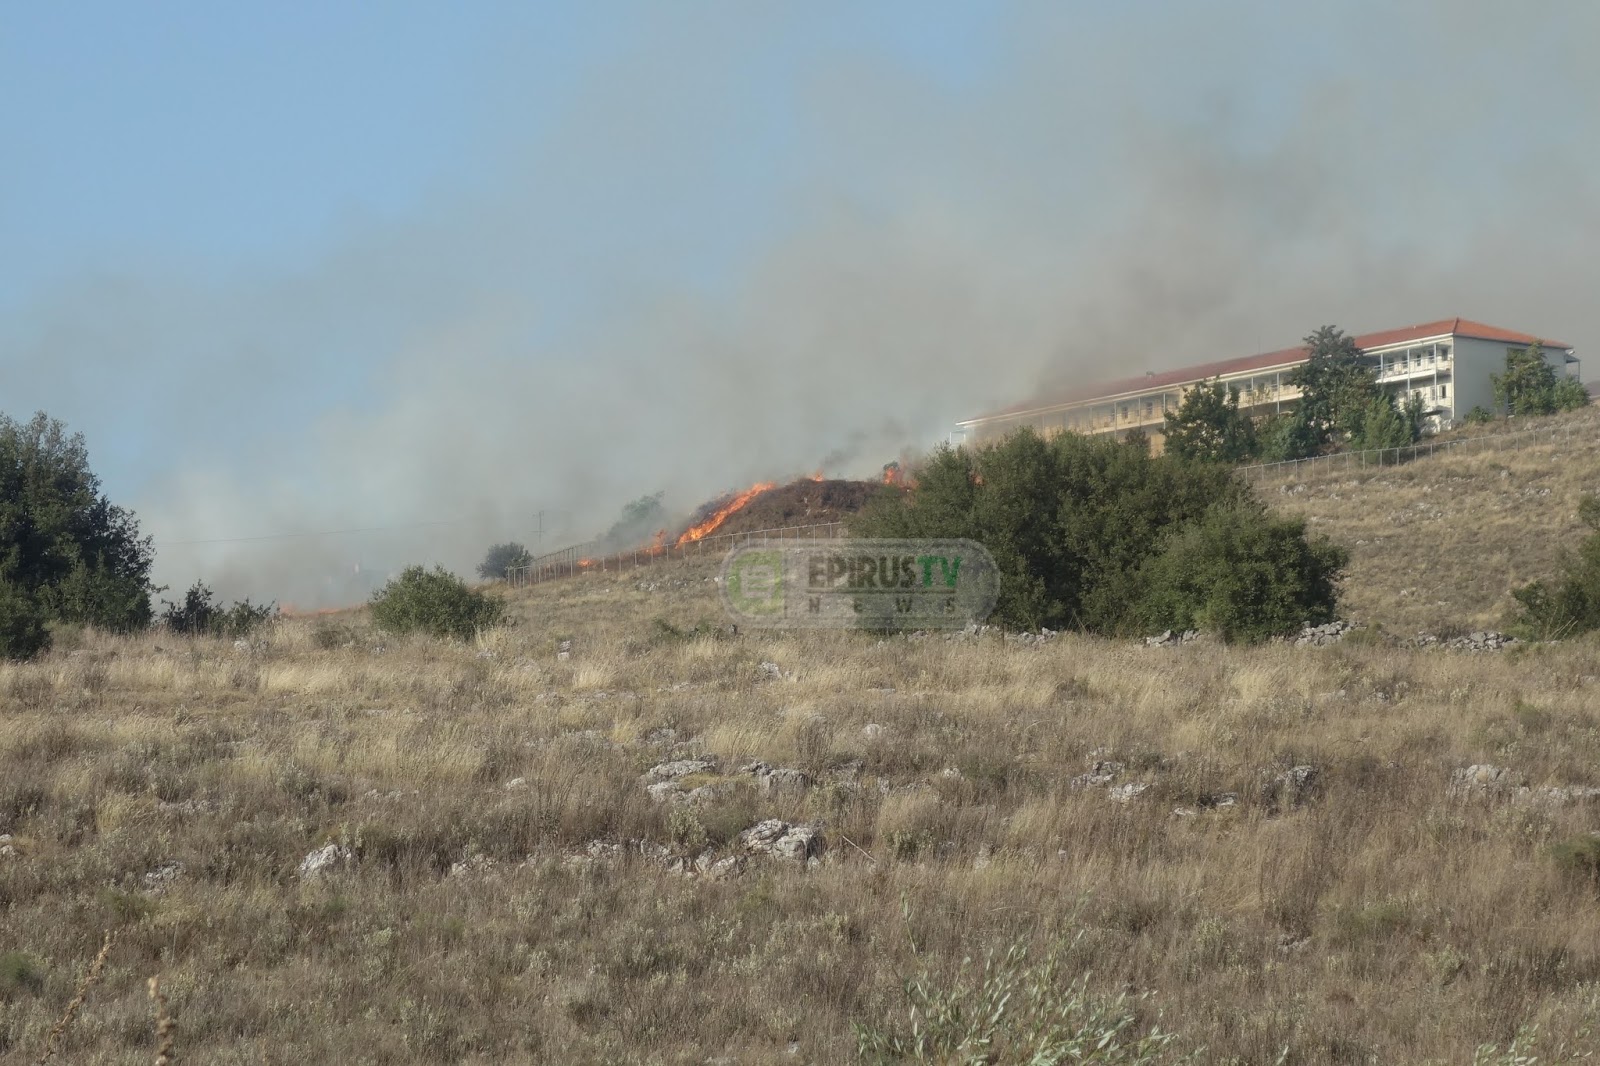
top-left (1071, 760), bottom-right (1124, 789)
top-left (141, 860), bottom-right (184, 892)
top-left (1107, 782), bottom-right (1150, 803)
top-left (739, 819), bottom-right (824, 862)
top-left (298, 843), bottom-right (354, 880)
top-left (0, 833), bottom-right (15, 858)
top-left (1294, 620), bottom-right (1355, 647)
top-left (449, 853), bottom-right (497, 877)
top-left (1259, 765), bottom-right (1319, 811)
top-left (1513, 785), bottom-right (1600, 808)
top-left (503, 777), bottom-right (527, 790)
top-left (1144, 630), bottom-right (1200, 647)
top-left (644, 758), bottom-right (716, 783)
top-left (695, 851), bottom-right (747, 879)
top-left (1446, 631), bottom-right (1519, 652)
top-left (758, 661), bottom-right (788, 680)
top-left (740, 762), bottom-right (812, 795)
top-left (1449, 764), bottom-right (1525, 798)
top-left (862, 723), bottom-right (885, 740)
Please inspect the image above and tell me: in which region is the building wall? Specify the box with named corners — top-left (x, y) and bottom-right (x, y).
top-left (956, 330), bottom-right (1578, 445)
top-left (1450, 337), bottom-right (1506, 418)
top-left (1449, 337), bottom-right (1575, 418)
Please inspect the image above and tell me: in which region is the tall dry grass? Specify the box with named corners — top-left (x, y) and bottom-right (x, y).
top-left (6, 420), bottom-right (1600, 1061)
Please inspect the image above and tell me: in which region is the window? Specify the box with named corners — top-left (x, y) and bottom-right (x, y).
top-left (1440, 384), bottom-right (1448, 399)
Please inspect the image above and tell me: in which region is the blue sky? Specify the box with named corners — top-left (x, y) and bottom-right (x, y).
top-left (3, 2), bottom-right (1598, 604)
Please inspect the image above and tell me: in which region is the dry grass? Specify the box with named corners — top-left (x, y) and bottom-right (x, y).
top-left (6, 420), bottom-right (1600, 1062)
top-left (1267, 405), bottom-right (1600, 634)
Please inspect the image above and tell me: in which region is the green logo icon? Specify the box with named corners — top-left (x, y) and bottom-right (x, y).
top-left (720, 539), bottom-right (999, 630)
top-left (725, 549), bottom-right (784, 615)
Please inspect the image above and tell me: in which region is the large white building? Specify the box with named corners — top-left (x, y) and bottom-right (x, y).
top-left (953, 318), bottom-right (1578, 448)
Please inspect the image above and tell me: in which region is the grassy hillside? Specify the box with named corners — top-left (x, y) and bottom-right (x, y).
top-left (5, 561), bottom-right (1600, 1062)
top-left (5, 414), bottom-right (1600, 1063)
top-left (1267, 406), bottom-right (1600, 633)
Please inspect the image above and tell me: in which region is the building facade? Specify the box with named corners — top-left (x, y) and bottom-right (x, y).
top-left (952, 318), bottom-right (1578, 449)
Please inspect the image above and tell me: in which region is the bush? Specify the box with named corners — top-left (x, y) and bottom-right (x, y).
top-left (1553, 376), bottom-right (1590, 412)
top-left (1463, 405), bottom-right (1497, 425)
top-left (1510, 495), bottom-right (1600, 640)
top-left (0, 583), bottom-right (51, 661)
top-left (476, 542), bottom-right (532, 581)
top-left (854, 428), bottom-right (1344, 641)
top-left (1138, 504), bottom-right (1348, 644)
top-left (1255, 410), bottom-right (1319, 462)
top-left (369, 565), bottom-right (506, 641)
top-left (161, 581), bottom-right (277, 639)
top-left (1352, 394), bottom-right (1424, 453)
top-left (855, 936), bottom-right (1188, 1064)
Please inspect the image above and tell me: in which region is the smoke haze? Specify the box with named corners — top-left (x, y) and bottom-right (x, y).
top-left (4, 1), bottom-right (1598, 607)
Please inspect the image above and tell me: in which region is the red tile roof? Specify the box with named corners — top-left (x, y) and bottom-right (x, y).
top-left (962, 318), bottom-right (1574, 424)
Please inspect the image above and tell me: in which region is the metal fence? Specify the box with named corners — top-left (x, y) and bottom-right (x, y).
top-left (506, 521), bottom-right (848, 588)
top-left (1237, 418), bottom-right (1589, 484)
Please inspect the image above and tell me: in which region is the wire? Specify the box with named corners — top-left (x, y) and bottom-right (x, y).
top-left (153, 511), bottom-right (570, 547)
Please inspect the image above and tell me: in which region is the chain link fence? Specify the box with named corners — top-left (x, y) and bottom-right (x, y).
top-left (1237, 418), bottom-right (1588, 485)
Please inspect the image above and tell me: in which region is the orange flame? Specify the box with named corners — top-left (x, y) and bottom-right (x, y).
top-left (578, 558), bottom-right (596, 570)
top-left (808, 470), bottom-right (825, 482)
top-left (675, 481), bottom-right (776, 545)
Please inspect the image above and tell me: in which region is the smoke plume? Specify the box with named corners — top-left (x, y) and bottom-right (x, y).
top-left (3, 1), bottom-right (1598, 607)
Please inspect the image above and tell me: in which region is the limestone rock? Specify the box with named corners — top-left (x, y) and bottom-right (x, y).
top-left (739, 819), bottom-right (824, 861)
top-left (298, 843), bottom-right (354, 879)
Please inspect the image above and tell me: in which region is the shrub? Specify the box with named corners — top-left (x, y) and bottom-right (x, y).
top-left (854, 428), bottom-right (1343, 641)
top-left (161, 581), bottom-right (277, 639)
top-left (1463, 405), bottom-right (1497, 425)
top-left (476, 542), bottom-right (532, 581)
top-left (1510, 494), bottom-right (1600, 640)
top-left (1138, 504), bottom-right (1347, 643)
top-left (855, 936), bottom-right (1189, 1064)
top-left (369, 565), bottom-right (506, 641)
top-left (0, 582), bottom-right (52, 661)
top-left (1549, 834), bottom-right (1600, 885)
top-left (1255, 410), bottom-right (1318, 462)
top-left (0, 950), bottom-right (45, 998)
top-left (1352, 394), bottom-right (1425, 453)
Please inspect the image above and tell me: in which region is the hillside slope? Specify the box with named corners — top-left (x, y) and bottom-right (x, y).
top-left (1267, 406), bottom-right (1600, 632)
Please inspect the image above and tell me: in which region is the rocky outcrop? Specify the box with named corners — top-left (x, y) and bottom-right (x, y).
top-left (298, 843), bottom-right (354, 880)
top-left (738, 819), bottom-right (824, 862)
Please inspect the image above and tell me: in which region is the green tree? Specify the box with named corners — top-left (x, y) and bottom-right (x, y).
top-left (160, 580), bottom-right (277, 638)
top-left (0, 582), bottom-right (51, 661)
top-left (1255, 409), bottom-right (1319, 462)
top-left (1288, 325), bottom-right (1383, 448)
top-left (1491, 342), bottom-right (1585, 416)
top-left (369, 565), bottom-right (506, 641)
top-left (476, 542), bottom-right (532, 581)
top-left (603, 491), bottom-right (667, 549)
top-left (0, 412), bottom-right (154, 631)
top-left (1161, 379), bottom-right (1257, 463)
top-left (854, 427), bottom-right (1342, 640)
top-left (1353, 393), bottom-right (1425, 453)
